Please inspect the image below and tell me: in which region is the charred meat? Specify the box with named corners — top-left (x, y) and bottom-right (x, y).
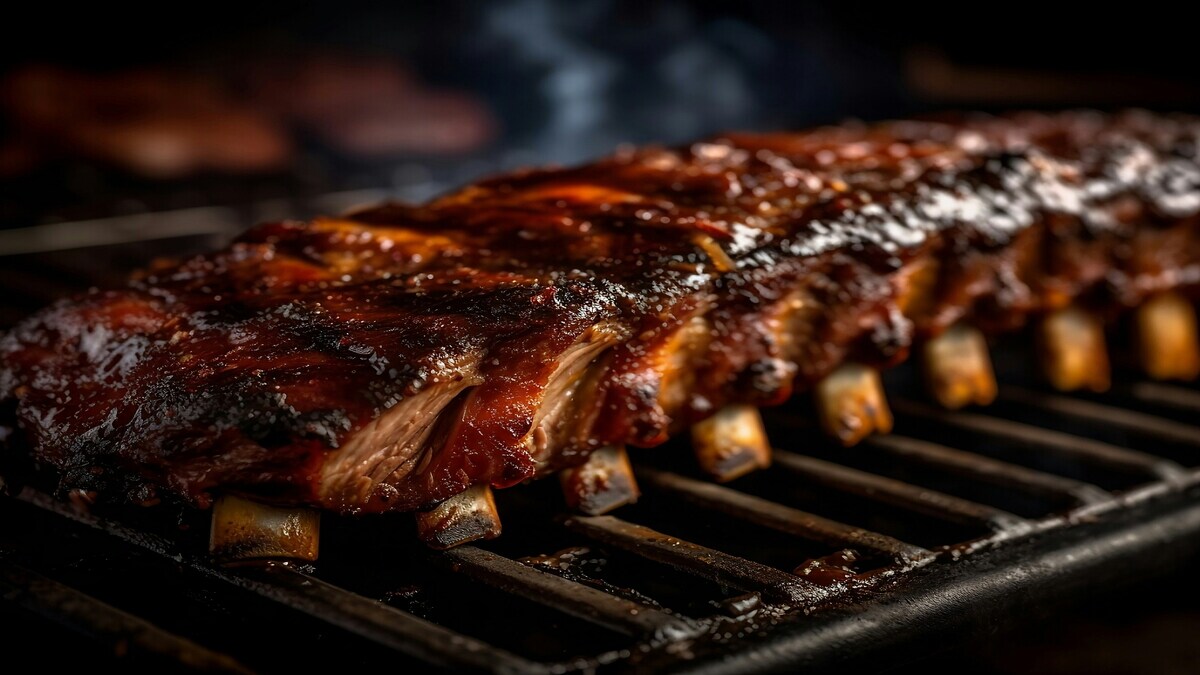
top-left (3, 110), bottom-right (1200, 519)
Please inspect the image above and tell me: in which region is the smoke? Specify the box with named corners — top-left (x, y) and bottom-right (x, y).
top-left (482, 0), bottom-right (620, 162)
top-left (474, 0), bottom-right (768, 164)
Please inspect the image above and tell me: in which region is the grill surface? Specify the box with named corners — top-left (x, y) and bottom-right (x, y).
top-left (3, 209), bottom-right (1200, 673)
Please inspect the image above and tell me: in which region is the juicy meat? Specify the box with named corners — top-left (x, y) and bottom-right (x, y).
top-left (3, 110), bottom-right (1200, 514)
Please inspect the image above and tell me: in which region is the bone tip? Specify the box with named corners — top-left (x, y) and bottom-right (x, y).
top-left (816, 364), bottom-right (893, 446)
top-left (691, 405), bottom-right (772, 482)
top-left (560, 446), bottom-right (640, 515)
top-left (209, 494), bottom-right (321, 564)
top-left (923, 324), bottom-right (998, 409)
top-left (1138, 292), bottom-right (1200, 381)
top-left (415, 485), bottom-right (502, 550)
top-left (1040, 306), bottom-right (1111, 392)
top-left (829, 406), bottom-right (894, 447)
top-left (1148, 363), bottom-right (1200, 382)
top-left (931, 382), bottom-right (998, 410)
top-left (705, 448), bottom-right (771, 483)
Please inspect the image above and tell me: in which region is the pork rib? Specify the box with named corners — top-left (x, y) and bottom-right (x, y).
top-left (2, 110), bottom-right (1199, 514)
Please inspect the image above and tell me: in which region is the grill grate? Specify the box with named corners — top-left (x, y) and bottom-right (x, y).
top-left (3, 215), bottom-right (1200, 673)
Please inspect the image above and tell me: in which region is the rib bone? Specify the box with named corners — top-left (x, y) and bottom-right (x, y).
top-left (209, 494), bottom-right (321, 563)
top-left (415, 485), bottom-right (502, 550)
top-left (815, 363), bottom-right (893, 446)
top-left (1039, 306), bottom-right (1110, 392)
top-left (923, 323), bottom-right (997, 409)
top-left (691, 405), bottom-right (772, 481)
top-left (1137, 292), bottom-right (1200, 381)
top-left (559, 445), bottom-right (640, 514)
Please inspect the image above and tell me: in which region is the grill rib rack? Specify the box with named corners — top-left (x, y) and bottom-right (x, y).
top-left (4, 371), bottom-right (1200, 673)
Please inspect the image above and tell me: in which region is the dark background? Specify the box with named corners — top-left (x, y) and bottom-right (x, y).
top-left (2, 3), bottom-right (1198, 671)
top-left (3, 1), bottom-right (1199, 228)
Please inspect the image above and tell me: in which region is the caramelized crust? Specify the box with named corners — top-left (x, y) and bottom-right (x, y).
top-left (3, 110), bottom-right (1200, 513)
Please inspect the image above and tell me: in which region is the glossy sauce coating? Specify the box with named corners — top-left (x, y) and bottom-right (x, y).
top-left (2, 110), bottom-right (1199, 513)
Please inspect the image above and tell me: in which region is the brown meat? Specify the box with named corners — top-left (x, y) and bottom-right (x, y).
top-left (2, 110), bottom-right (1200, 514)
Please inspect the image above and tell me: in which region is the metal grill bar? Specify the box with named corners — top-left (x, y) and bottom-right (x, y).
top-left (564, 515), bottom-right (816, 603)
top-left (0, 556), bottom-right (254, 674)
top-left (438, 546), bottom-right (695, 639)
top-left (999, 386), bottom-right (1200, 447)
top-left (13, 489), bottom-right (537, 674)
top-left (634, 466), bottom-right (930, 563)
top-left (864, 435), bottom-right (1112, 506)
top-left (892, 399), bottom-right (1186, 481)
top-left (701, 496), bottom-right (1200, 675)
top-left (0, 207), bottom-right (240, 256)
top-left (771, 450), bottom-right (1030, 533)
top-left (240, 565), bottom-right (540, 674)
top-left (1129, 381), bottom-right (1200, 414)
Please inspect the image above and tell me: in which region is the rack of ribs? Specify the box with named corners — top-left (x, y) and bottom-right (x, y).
top-left (3, 110), bottom-right (1199, 556)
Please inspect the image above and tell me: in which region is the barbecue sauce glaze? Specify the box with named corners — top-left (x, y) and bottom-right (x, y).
top-left (2, 111), bottom-right (1199, 513)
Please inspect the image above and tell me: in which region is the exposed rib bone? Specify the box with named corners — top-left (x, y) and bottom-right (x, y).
top-left (559, 446), bottom-right (640, 515)
top-left (691, 405), bottom-right (772, 481)
top-left (415, 485), bottom-right (502, 550)
top-left (1137, 292), bottom-right (1200, 381)
top-left (815, 364), bottom-right (893, 446)
top-left (1039, 306), bottom-right (1110, 392)
top-left (209, 495), bottom-right (321, 563)
top-left (923, 323), bottom-right (997, 409)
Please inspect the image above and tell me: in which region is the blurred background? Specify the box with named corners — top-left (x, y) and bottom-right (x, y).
top-left (1, 3), bottom-right (1199, 670)
top-left (3, 1), bottom-right (1199, 232)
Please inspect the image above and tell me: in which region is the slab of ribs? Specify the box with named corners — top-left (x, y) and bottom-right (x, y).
top-left (2, 110), bottom-right (1199, 551)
